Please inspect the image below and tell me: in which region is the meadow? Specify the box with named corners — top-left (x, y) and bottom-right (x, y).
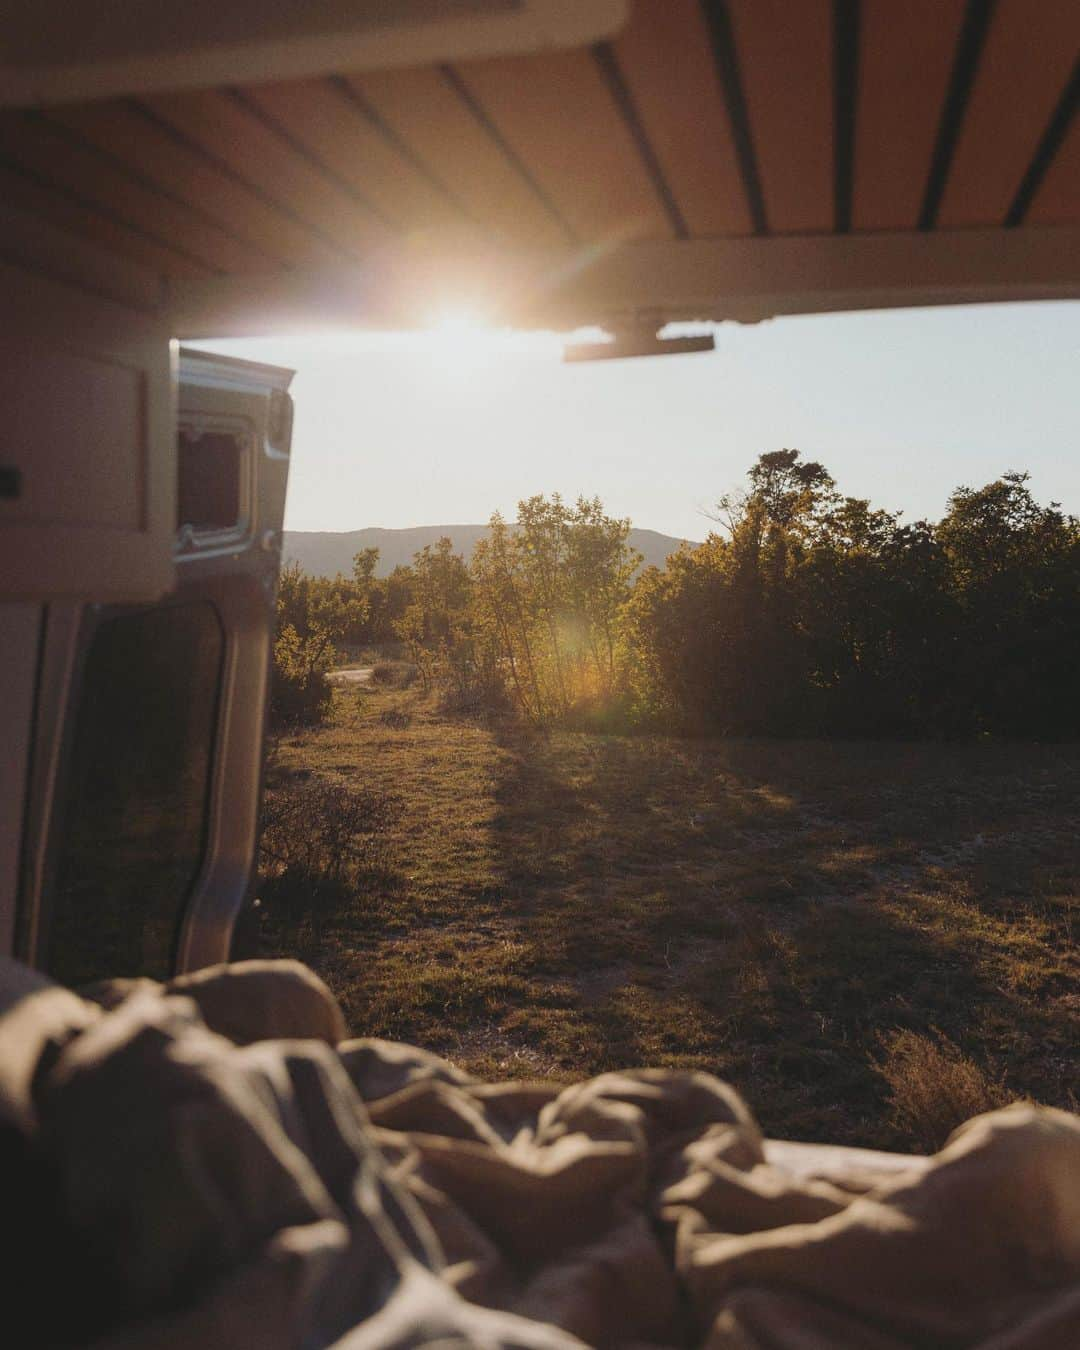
top-left (258, 673), bottom-right (1079, 1153)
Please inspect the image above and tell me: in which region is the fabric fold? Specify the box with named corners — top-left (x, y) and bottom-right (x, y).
top-left (2, 958), bottom-right (1075, 1350)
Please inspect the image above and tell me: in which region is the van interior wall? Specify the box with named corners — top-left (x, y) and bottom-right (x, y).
top-left (0, 603), bottom-right (42, 954)
top-left (0, 219), bottom-right (178, 959)
top-left (0, 225), bottom-right (177, 604)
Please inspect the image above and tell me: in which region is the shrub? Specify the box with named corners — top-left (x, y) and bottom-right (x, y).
top-left (270, 624), bottom-right (333, 728)
top-left (874, 1028), bottom-right (1011, 1152)
top-left (260, 775), bottom-right (394, 883)
top-left (271, 560), bottom-right (372, 729)
top-left (370, 660), bottom-right (415, 688)
top-left (437, 660), bottom-right (511, 720)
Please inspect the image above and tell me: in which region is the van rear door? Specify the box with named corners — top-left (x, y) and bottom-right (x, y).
top-left (19, 348), bottom-right (293, 986)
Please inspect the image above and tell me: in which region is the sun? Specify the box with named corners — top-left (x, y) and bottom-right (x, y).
top-left (419, 309), bottom-right (518, 384)
top-left (429, 309), bottom-right (489, 340)
top-left (426, 309), bottom-right (500, 357)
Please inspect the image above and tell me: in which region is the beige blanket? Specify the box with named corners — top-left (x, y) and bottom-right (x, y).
top-left (2, 957), bottom-right (1077, 1349)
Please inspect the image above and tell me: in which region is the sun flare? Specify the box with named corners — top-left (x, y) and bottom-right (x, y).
top-left (412, 309), bottom-right (562, 383)
top-left (428, 308), bottom-right (490, 339)
top-left (416, 311), bottom-right (504, 386)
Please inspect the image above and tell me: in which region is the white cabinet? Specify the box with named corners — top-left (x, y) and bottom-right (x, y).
top-left (0, 261), bottom-right (175, 601)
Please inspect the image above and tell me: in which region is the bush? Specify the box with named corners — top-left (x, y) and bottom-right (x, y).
top-left (370, 660), bottom-right (415, 688)
top-left (260, 775), bottom-right (394, 883)
top-left (874, 1028), bottom-right (1011, 1152)
top-left (437, 663), bottom-right (511, 720)
top-left (270, 560), bottom-right (374, 729)
top-left (270, 624), bottom-right (333, 728)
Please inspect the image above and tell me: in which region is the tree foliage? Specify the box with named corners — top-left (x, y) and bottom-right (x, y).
top-left (628, 453), bottom-right (1080, 738)
top-left (471, 495), bottom-right (640, 721)
top-left (378, 496), bottom-right (641, 720)
top-left (270, 561), bottom-right (372, 727)
top-left (273, 457), bottom-right (1080, 739)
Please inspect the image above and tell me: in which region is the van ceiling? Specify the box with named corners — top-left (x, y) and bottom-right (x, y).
top-left (1, 0), bottom-right (1077, 333)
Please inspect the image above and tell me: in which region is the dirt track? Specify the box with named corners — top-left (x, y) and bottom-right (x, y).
top-left (329, 668), bottom-right (374, 685)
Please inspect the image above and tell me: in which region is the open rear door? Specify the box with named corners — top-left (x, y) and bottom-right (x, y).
top-left (17, 348), bottom-right (293, 985)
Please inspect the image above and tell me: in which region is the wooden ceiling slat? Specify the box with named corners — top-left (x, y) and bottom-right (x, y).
top-left (243, 78), bottom-right (474, 243)
top-left (41, 105), bottom-right (275, 274)
top-left (47, 100), bottom-right (340, 271)
top-left (346, 67), bottom-right (568, 249)
top-left (939, 0), bottom-right (1080, 227)
top-left (452, 47), bottom-right (675, 243)
top-left (142, 89), bottom-right (392, 260)
top-left (728, 0), bottom-right (832, 234)
top-left (612, 0), bottom-right (751, 237)
top-left (1027, 115), bottom-right (1080, 227)
top-left (0, 159), bottom-right (206, 278)
top-left (0, 112), bottom-right (255, 273)
top-left (853, 0), bottom-right (967, 231)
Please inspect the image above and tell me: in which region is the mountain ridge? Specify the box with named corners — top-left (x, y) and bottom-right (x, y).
top-left (283, 524), bottom-right (696, 578)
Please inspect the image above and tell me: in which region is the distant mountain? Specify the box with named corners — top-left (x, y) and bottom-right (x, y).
top-left (283, 525), bottom-right (696, 578)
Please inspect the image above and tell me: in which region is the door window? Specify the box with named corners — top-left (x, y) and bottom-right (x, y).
top-left (47, 601), bottom-right (223, 987)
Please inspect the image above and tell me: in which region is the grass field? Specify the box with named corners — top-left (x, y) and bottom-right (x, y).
top-left (258, 675), bottom-right (1079, 1152)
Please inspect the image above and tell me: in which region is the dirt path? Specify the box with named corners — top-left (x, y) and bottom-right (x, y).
top-left (329, 667), bottom-right (374, 685)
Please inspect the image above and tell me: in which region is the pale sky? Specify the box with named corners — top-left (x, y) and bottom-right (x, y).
top-left (191, 300), bottom-right (1080, 542)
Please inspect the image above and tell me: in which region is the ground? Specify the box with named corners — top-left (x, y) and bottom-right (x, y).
top-left (259, 676), bottom-right (1079, 1152)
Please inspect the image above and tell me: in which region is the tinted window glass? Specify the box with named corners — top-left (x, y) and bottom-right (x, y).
top-left (177, 430), bottom-right (242, 530)
top-left (47, 602), bottom-right (223, 987)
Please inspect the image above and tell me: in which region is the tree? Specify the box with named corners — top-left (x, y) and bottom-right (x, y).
top-left (392, 537), bottom-right (496, 700)
top-left (471, 496), bottom-right (640, 721)
top-left (270, 562), bottom-right (370, 726)
top-left (472, 514), bottom-right (544, 718)
top-left (628, 453), bottom-right (1080, 740)
top-left (937, 474), bottom-right (1080, 735)
top-left (564, 496), bottom-right (640, 701)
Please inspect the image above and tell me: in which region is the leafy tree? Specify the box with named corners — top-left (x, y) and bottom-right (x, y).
top-left (270, 561), bottom-right (370, 727)
top-left (564, 496), bottom-right (641, 701)
top-left (393, 537), bottom-right (473, 691)
top-left (471, 496), bottom-right (640, 721)
top-left (627, 452), bottom-right (1080, 740)
top-left (938, 474), bottom-right (1080, 736)
top-left (270, 458), bottom-right (1080, 742)
top-left (472, 514), bottom-right (543, 717)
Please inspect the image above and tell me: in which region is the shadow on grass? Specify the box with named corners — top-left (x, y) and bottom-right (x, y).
top-left (254, 691), bottom-right (1078, 1149)
top-left (481, 722), bottom-right (1080, 1147)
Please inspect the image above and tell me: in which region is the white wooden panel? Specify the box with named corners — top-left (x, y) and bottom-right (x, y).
top-left (168, 227), bottom-right (1080, 335)
top-left (0, 1), bottom-right (628, 106)
top-left (4, 345), bottom-right (143, 529)
top-left (0, 260), bottom-right (175, 601)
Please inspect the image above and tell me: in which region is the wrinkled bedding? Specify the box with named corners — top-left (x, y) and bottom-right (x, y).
top-left (2, 957), bottom-right (1078, 1349)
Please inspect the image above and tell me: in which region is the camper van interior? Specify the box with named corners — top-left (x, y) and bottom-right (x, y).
top-left (1, 3), bottom-right (1078, 1347)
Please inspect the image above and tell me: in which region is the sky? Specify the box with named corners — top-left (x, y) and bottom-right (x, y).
top-left (191, 299), bottom-right (1080, 543)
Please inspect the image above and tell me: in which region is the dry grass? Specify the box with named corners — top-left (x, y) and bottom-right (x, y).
top-left (257, 683), bottom-right (1080, 1151)
top-left (874, 1028), bottom-right (1012, 1152)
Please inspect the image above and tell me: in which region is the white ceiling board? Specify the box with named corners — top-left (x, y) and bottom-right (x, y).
top-left (1, 1), bottom-right (628, 107)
